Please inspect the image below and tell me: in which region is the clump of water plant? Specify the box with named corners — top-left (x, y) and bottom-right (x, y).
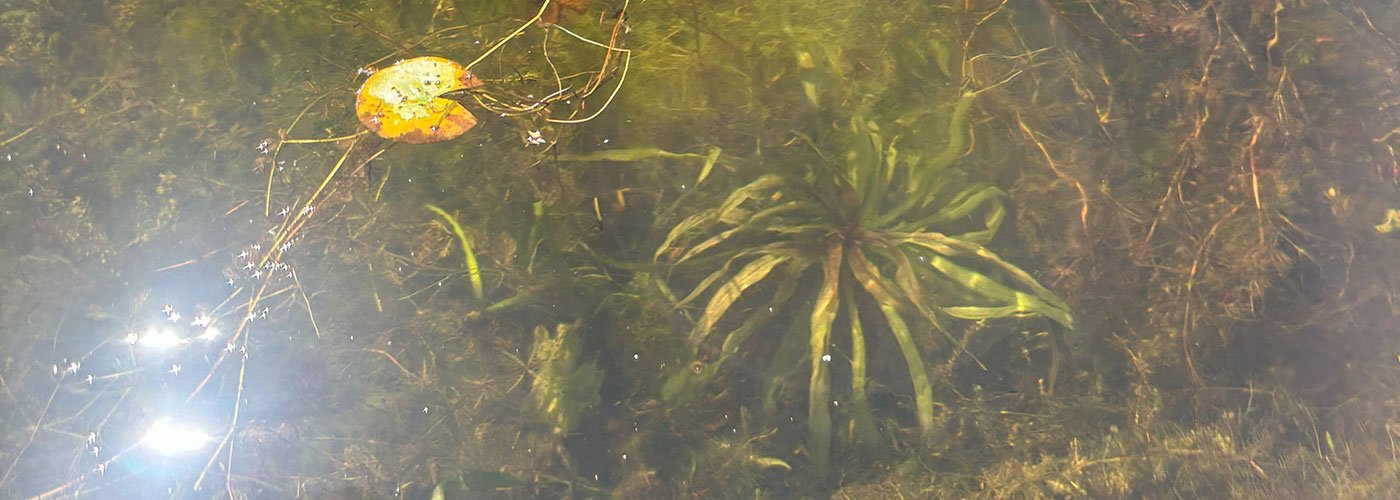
top-left (655, 89), bottom-right (1074, 473)
top-left (528, 321), bottom-right (603, 436)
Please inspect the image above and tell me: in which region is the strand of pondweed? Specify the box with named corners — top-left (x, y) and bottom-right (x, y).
top-left (425, 204), bottom-right (484, 302)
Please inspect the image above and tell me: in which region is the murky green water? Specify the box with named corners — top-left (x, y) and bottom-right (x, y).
top-left (3, 1), bottom-right (1400, 498)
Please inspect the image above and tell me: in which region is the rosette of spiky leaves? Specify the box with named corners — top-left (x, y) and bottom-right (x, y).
top-left (656, 91), bottom-right (1074, 474)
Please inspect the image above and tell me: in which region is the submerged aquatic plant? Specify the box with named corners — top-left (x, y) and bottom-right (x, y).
top-left (529, 321), bottom-right (603, 436)
top-left (657, 90), bottom-right (1074, 473)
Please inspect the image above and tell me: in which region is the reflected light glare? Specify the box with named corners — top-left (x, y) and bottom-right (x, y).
top-left (141, 418), bottom-right (210, 455)
top-left (197, 326), bottom-right (221, 341)
top-left (191, 313), bottom-right (213, 328)
top-left (139, 326), bottom-right (187, 350)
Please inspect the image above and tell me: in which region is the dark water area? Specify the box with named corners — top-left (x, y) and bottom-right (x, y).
top-left (2, 0), bottom-right (1399, 498)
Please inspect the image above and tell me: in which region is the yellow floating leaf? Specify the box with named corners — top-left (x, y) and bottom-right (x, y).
top-left (355, 56), bottom-right (483, 144)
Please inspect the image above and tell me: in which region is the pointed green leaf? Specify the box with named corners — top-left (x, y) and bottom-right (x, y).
top-left (917, 250), bottom-right (1074, 329)
top-left (557, 146), bottom-right (708, 163)
top-left (897, 231), bottom-right (1072, 314)
top-left (718, 175), bottom-right (785, 221)
top-left (843, 282), bottom-right (880, 445)
top-left (690, 253), bottom-right (789, 345)
top-left (806, 239), bottom-right (842, 475)
top-left (678, 202), bottom-right (810, 263)
top-left (848, 248), bottom-right (935, 441)
top-left (656, 209), bottom-right (718, 261)
top-left (695, 146), bottom-right (722, 186)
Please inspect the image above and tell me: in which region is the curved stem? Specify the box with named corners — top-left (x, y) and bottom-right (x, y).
top-left (425, 204), bottom-right (484, 302)
top-left (465, 0), bottom-right (549, 71)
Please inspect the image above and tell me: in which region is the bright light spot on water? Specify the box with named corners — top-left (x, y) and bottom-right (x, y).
top-left (191, 313), bottom-right (212, 328)
top-left (139, 326), bottom-right (186, 350)
top-left (197, 326), bottom-right (221, 341)
top-left (142, 418), bottom-right (210, 455)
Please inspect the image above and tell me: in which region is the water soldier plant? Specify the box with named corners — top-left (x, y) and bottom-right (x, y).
top-left (656, 89), bottom-right (1074, 474)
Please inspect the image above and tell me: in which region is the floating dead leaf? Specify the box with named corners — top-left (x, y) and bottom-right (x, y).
top-left (355, 56), bottom-right (484, 144)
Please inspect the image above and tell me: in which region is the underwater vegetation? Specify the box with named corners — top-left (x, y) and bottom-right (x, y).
top-left (528, 321), bottom-right (603, 436)
top-left (4, 0), bottom-right (1400, 498)
top-left (656, 87), bottom-right (1073, 473)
